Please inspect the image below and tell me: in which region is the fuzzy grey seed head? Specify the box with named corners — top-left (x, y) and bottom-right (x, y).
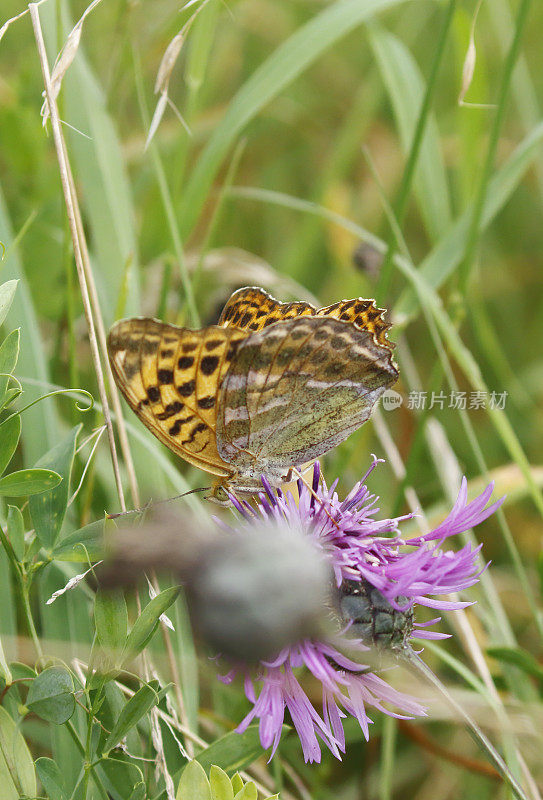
top-left (187, 522), bottom-right (333, 663)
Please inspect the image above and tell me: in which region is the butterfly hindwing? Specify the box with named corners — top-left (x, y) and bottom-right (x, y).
top-left (108, 318), bottom-right (246, 477)
top-left (216, 315), bottom-right (398, 475)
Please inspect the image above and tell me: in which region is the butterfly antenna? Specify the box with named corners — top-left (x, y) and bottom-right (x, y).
top-left (290, 467), bottom-right (342, 532)
top-left (106, 487), bottom-right (209, 519)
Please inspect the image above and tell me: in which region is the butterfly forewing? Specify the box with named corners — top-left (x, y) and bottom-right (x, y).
top-left (108, 318), bottom-right (246, 477)
top-left (216, 316), bottom-right (398, 477)
top-left (316, 299), bottom-right (393, 351)
top-left (218, 286), bottom-right (315, 332)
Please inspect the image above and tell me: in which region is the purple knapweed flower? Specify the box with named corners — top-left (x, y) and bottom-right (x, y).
top-left (220, 459), bottom-right (504, 763)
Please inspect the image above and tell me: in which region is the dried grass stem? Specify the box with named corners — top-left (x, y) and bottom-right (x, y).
top-left (29, 1), bottom-right (126, 512)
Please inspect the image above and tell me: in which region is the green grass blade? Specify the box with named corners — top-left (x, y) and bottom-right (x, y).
top-left (179, 0), bottom-right (419, 238)
top-left (367, 21), bottom-right (452, 243)
top-left (458, 0), bottom-right (533, 290)
top-left (0, 191), bottom-right (60, 462)
top-left (490, 0), bottom-right (543, 200)
top-left (395, 120), bottom-right (543, 320)
top-left (40, 0), bottom-right (141, 320)
top-left (393, 255), bottom-right (543, 519)
top-left (132, 45), bottom-right (199, 326)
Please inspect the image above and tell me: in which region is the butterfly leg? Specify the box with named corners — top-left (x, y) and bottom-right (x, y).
top-left (290, 467), bottom-right (342, 532)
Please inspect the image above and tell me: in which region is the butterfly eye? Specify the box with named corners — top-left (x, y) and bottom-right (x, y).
top-left (208, 484), bottom-right (231, 506)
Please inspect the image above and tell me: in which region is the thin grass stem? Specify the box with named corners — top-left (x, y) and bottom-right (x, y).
top-left (405, 649), bottom-right (531, 800)
top-left (132, 43), bottom-right (199, 327)
top-left (63, 153), bottom-right (141, 510)
top-left (65, 719), bottom-right (110, 800)
top-left (158, 593), bottom-right (194, 759)
top-left (459, 0), bottom-right (533, 291)
top-left (0, 210), bottom-right (37, 268)
top-left (29, 2), bottom-right (126, 513)
top-left (20, 575), bottom-right (43, 662)
top-left (193, 137), bottom-right (247, 294)
top-left (379, 715), bottom-right (397, 800)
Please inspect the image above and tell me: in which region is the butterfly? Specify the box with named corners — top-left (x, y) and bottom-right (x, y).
top-left (107, 286), bottom-right (398, 499)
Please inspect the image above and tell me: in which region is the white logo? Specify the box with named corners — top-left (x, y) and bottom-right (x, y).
top-left (381, 389), bottom-right (403, 411)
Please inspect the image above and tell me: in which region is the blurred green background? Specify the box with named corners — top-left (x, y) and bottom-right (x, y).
top-left (0, 0), bottom-right (542, 796)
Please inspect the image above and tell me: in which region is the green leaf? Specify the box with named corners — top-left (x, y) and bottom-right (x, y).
top-left (231, 774), bottom-right (244, 794)
top-left (0, 415), bottom-right (21, 478)
top-left (99, 754), bottom-right (145, 800)
top-left (86, 667), bottom-right (119, 693)
top-left (0, 706), bottom-right (36, 799)
top-left (35, 757), bottom-right (67, 800)
top-left (7, 506), bottom-right (24, 562)
top-left (367, 22), bottom-right (451, 241)
top-left (26, 666), bottom-right (75, 725)
top-left (210, 764), bottom-right (234, 800)
top-left (0, 194), bottom-right (60, 465)
top-left (123, 586), bottom-right (180, 663)
top-left (179, 0), bottom-right (409, 238)
top-left (177, 759), bottom-right (211, 800)
top-left (0, 468), bottom-right (61, 497)
top-left (0, 388), bottom-right (22, 414)
top-left (102, 680), bottom-right (161, 752)
top-left (0, 639), bottom-right (11, 687)
top-left (487, 646), bottom-right (543, 681)
top-left (233, 785), bottom-right (257, 800)
top-left (0, 281), bottom-right (18, 328)
top-left (94, 589), bottom-right (128, 659)
top-left (8, 662), bottom-right (36, 682)
top-left (53, 517), bottom-right (106, 562)
top-left (195, 725), bottom-right (284, 776)
top-left (0, 329), bottom-right (20, 402)
top-left (29, 425), bottom-right (81, 549)
top-left (129, 782), bottom-right (147, 800)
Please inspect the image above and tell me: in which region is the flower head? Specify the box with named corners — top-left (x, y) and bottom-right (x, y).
top-left (220, 460), bottom-right (503, 763)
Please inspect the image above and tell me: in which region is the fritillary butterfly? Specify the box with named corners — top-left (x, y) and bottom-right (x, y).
top-left (107, 287), bottom-right (398, 496)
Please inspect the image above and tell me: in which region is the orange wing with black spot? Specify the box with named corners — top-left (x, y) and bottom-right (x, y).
top-left (219, 286), bottom-right (393, 351)
top-left (107, 318), bottom-right (247, 477)
top-left (316, 299), bottom-right (393, 351)
top-left (218, 287), bottom-right (315, 332)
